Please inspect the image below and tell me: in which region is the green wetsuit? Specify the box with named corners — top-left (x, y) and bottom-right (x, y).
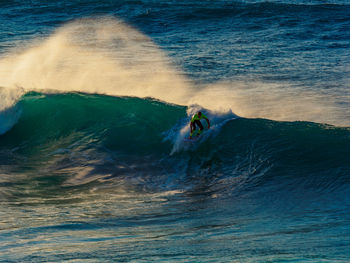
top-left (190, 113), bottom-right (208, 137)
top-left (191, 113), bottom-right (208, 123)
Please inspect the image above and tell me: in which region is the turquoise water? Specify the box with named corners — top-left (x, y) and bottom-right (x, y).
top-left (1, 1), bottom-right (350, 262)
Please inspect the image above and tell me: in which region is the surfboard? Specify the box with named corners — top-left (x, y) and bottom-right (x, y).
top-left (183, 129), bottom-right (203, 142)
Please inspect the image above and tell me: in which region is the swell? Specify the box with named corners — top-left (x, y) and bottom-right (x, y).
top-left (1, 92), bottom-right (350, 201)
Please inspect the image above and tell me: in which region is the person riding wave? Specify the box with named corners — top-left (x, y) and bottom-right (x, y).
top-left (190, 111), bottom-right (210, 138)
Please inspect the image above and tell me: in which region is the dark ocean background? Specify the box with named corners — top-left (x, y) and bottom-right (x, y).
top-left (1, 1), bottom-right (350, 262)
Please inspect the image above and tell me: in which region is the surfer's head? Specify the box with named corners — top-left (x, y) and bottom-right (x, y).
top-left (198, 111), bottom-right (202, 117)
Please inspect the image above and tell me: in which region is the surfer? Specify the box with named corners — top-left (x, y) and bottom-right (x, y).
top-left (190, 111), bottom-right (210, 139)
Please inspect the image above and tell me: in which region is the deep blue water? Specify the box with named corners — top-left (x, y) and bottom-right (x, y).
top-left (1, 1), bottom-right (350, 262)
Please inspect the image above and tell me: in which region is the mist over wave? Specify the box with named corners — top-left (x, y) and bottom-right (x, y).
top-left (0, 16), bottom-right (347, 136)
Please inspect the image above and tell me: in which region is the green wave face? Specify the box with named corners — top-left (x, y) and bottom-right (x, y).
top-left (2, 92), bottom-right (185, 153)
top-left (1, 92), bottom-right (350, 200)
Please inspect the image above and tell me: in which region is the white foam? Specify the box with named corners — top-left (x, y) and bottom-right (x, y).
top-left (169, 106), bottom-right (238, 154)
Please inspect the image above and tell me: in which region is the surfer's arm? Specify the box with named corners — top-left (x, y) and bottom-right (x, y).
top-left (205, 117), bottom-right (210, 129)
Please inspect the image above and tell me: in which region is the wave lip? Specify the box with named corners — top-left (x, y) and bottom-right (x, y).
top-left (0, 87), bottom-right (24, 135)
top-left (0, 105), bottom-right (21, 135)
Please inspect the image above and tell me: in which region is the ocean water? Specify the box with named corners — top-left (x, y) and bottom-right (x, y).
top-left (1, 1), bottom-right (350, 262)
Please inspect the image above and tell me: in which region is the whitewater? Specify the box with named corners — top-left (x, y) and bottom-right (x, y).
top-left (1, 1), bottom-right (350, 262)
